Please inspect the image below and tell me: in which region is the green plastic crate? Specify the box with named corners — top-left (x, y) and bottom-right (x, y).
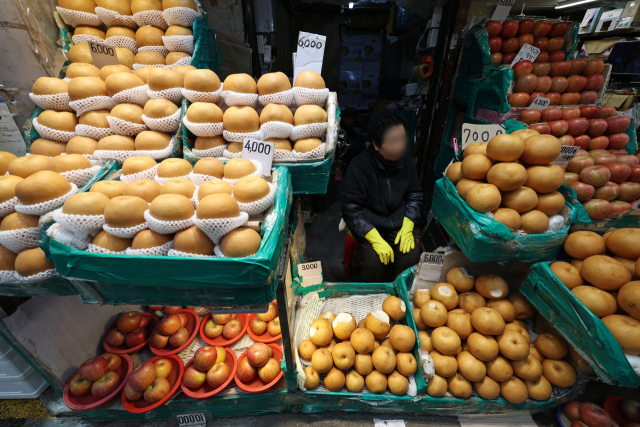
top-left (521, 262), bottom-right (640, 388)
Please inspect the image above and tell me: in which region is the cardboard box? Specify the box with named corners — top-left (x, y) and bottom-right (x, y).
top-left (579, 7), bottom-right (612, 34)
top-left (583, 38), bottom-right (624, 59)
top-left (361, 72), bottom-right (379, 97)
top-left (601, 90), bottom-right (638, 110)
top-left (363, 35), bottom-right (382, 62)
top-left (340, 61), bottom-right (364, 72)
top-left (617, 1), bottom-right (640, 29)
top-left (338, 70), bottom-right (362, 97)
top-left (595, 9), bottom-right (624, 32)
top-left (363, 62), bottom-right (381, 72)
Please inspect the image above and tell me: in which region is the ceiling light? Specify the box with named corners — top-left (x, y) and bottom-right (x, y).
top-left (556, 0), bottom-right (598, 9)
top-left (349, 2), bottom-right (354, 8)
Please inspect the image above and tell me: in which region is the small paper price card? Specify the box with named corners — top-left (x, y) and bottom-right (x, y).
top-left (511, 43), bottom-right (541, 66)
top-left (528, 97), bottom-right (551, 110)
top-left (553, 145), bottom-right (580, 166)
top-left (242, 138), bottom-right (274, 176)
top-left (461, 123), bottom-right (505, 150)
top-left (418, 252), bottom-right (445, 283)
top-left (297, 261), bottom-right (323, 287)
top-left (491, 0), bottom-right (515, 22)
top-left (294, 31), bottom-right (326, 82)
top-left (88, 41), bottom-right (119, 69)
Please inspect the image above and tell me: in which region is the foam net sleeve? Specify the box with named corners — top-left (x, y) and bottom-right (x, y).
top-left (29, 93), bottom-right (73, 112)
top-left (162, 7), bottom-right (201, 27)
top-left (15, 184), bottom-right (78, 216)
top-left (104, 36), bottom-right (138, 54)
top-left (237, 183), bottom-right (275, 216)
top-left (144, 211), bottom-right (195, 234)
top-left (120, 164), bottom-right (158, 184)
top-left (75, 124), bottom-right (113, 140)
top-left (56, 7), bottom-right (102, 27)
top-left (52, 208), bottom-right (105, 239)
top-left (125, 239), bottom-right (174, 256)
top-left (290, 122), bottom-right (328, 140)
top-left (292, 143), bottom-right (326, 160)
top-left (47, 223), bottom-right (92, 250)
top-left (162, 35), bottom-right (194, 54)
top-left (261, 121), bottom-right (293, 139)
top-left (132, 10), bottom-right (168, 29)
top-left (293, 87), bottom-right (329, 107)
top-left (107, 115), bottom-right (148, 136)
top-left (191, 145), bottom-right (227, 159)
top-left (94, 7), bottom-right (137, 28)
top-left (258, 89), bottom-right (294, 107)
top-left (103, 221), bottom-right (148, 238)
top-left (14, 269), bottom-right (57, 284)
top-left (32, 118), bottom-right (75, 143)
top-left (147, 87), bottom-right (183, 104)
top-left (112, 85), bottom-right (150, 106)
top-left (181, 87), bottom-right (222, 104)
top-left (69, 96), bottom-right (116, 117)
top-left (142, 109), bottom-right (181, 133)
top-left (193, 212), bottom-right (249, 245)
top-left (0, 227), bottom-right (40, 253)
top-left (182, 117), bottom-right (223, 137)
top-left (59, 165), bottom-right (103, 187)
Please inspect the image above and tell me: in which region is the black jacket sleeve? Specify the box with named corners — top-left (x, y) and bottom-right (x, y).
top-left (340, 159), bottom-right (375, 239)
top-left (403, 157), bottom-right (423, 225)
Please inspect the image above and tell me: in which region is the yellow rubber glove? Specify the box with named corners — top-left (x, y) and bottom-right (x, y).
top-left (394, 217), bottom-right (415, 254)
top-left (364, 228), bottom-right (394, 265)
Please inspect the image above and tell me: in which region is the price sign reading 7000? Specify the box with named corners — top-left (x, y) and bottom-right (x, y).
top-left (461, 123), bottom-right (505, 150)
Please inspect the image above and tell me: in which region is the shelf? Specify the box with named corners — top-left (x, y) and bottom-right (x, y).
top-left (578, 28), bottom-right (640, 40)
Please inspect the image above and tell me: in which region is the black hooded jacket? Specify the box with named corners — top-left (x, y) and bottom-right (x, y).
top-left (341, 144), bottom-right (423, 239)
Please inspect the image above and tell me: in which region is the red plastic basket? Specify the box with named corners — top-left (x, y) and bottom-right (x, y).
top-left (149, 309), bottom-right (200, 356)
top-left (180, 347), bottom-right (237, 398)
top-left (103, 313), bottom-right (158, 355)
top-left (121, 354), bottom-right (184, 414)
top-left (63, 353), bottom-right (133, 411)
top-left (604, 396), bottom-right (632, 426)
top-left (246, 313), bottom-right (282, 343)
top-left (234, 343), bottom-right (284, 393)
top-left (199, 313), bottom-right (248, 346)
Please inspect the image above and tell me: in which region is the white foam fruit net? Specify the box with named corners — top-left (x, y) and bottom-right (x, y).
top-left (144, 211), bottom-right (194, 234)
top-left (94, 7), bottom-right (137, 28)
top-left (162, 7), bottom-right (201, 27)
top-left (258, 89), bottom-right (294, 107)
top-left (222, 160), bottom-right (263, 188)
top-left (162, 35), bottom-right (194, 54)
top-left (120, 164), bottom-right (158, 184)
top-left (167, 248), bottom-right (213, 258)
top-left (14, 269), bottom-right (57, 284)
top-left (134, 136), bottom-right (175, 160)
top-left (0, 197), bottom-right (19, 217)
top-left (0, 270), bottom-right (16, 284)
top-left (132, 10), bottom-right (167, 29)
top-left (59, 165), bottom-right (103, 187)
top-left (75, 124), bottom-right (113, 140)
top-left (133, 63), bottom-right (171, 71)
top-left (188, 173), bottom-right (220, 187)
top-left (142, 109), bottom-right (181, 132)
top-left (63, 77), bottom-right (71, 83)
top-left (29, 93), bottom-right (74, 112)
top-left (293, 87), bottom-right (329, 107)
top-left (71, 34), bottom-right (104, 46)
top-left (168, 56), bottom-right (192, 68)
top-left (222, 149), bottom-right (242, 159)
top-left (86, 243), bottom-right (127, 254)
top-left (56, 7), bottom-right (102, 27)
top-left (261, 121), bottom-right (293, 139)
top-left (0, 227), bottom-right (40, 253)
top-left (112, 85), bottom-right (150, 106)
top-left (52, 208), bottom-right (105, 239)
top-left (15, 184), bottom-right (78, 216)
top-left (147, 87), bottom-right (183, 104)
top-left (221, 91), bottom-right (258, 108)
top-left (193, 211), bottom-right (248, 245)
top-left (223, 129), bottom-right (261, 143)
top-left (47, 223), bottom-right (91, 250)
top-left (126, 239), bottom-right (173, 256)
top-left (103, 222), bottom-right (148, 238)
top-left (274, 149), bottom-right (294, 160)
top-left (69, 96), bottom-right (116, 117)
top-left (153, 173), bottom-right (189, 185)
top-left (138, 45), bottom-right (169, 58)
top-left (104, 36), bottom-right (138, 54)
top-left (191, 144), bottom-right (226, 159)
top-left (293, 142), bottom-right (327, 160)
top-left (291, 123), bottom-right (328, 140)
top-left (182, 117), bottom-right (223, 137)
top-left (181, 87), bottom-right (223, 104)
top-left (32, 118), bottom-right (76, 143)
top-left (107, 115), bottom-right (148, 136)
top-left (237, 183), bottom-right (275, 216)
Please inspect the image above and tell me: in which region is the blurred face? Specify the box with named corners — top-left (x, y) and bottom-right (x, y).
top-left (374, 124), bottom-right (407, 161)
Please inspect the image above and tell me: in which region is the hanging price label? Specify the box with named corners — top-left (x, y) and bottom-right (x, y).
top-left (528, 97), bottom-right (551, 110)
top-left (491, 0), bottom-right (515, 21)
top-left (461, 123), bottom-right (505, 150)
top-left (511, 43), bottom-right (541, 66)
top-left (418, 252), bottom-right (445, 283)
top-left (87, 41), bottom-right (119, 69)
top-left (553, 145), bottom-right (580, 165)
top-left (294, 31), bottom-right (326, 82)
top-left (241, 138), bottom-right (274, 176)
top-left (297, 261), bottom-right (323, 287)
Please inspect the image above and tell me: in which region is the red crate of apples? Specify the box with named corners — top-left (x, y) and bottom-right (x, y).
top-left (561, 399), bottom-right (640, 427)
top-left (247, 302), bottom-right (282, 343)
top-left (149, 309), bottom-right (200, 356)
top-left (235, 342), bottom-right (284, 393)
top-left (103, 311), bottom-right (158, 354)
top-left (181, 346), bottom-right (237, 398)
top-left (122, 355), bottom-right (184, 414)
top-left (64, 353), bottom-right (133, 411)
top-left (200, 313), bottom-right (249, 346)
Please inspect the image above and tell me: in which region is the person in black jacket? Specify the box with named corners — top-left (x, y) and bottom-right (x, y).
top-left (341, 110), bottom-right (423, 282)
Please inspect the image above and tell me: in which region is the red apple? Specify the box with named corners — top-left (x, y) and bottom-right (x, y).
top-left (593, 154), bottom-right (618, 166)
top-left (486, 20), bottom-right (502, 38)
top-left (594, 182), bottom-right (621, 201)
top-left (258, 358), bottom-right (281, 383)
top-left (568, 59), bottom-right (587, 76)
top-left (118, 312), bottom-right (142, 334)
top-left (491, 52), bottom-right (503, 65)
top-left (583, 199), bottom-right (613, 220)
top-left (518, 34), bottom-right (534, 49)
top-left (589, 136), bottom-right (610, 150)
top-left (535, 51), bottom-right (549, 63)
top-left (597, 106), bottom-right (616, 119)
top-left (579, 91), bottom-right (598, 105)
top-left (532, 62), bottom-right (551, 76)
top-left (550, 21), bottom-right (568, 37)
top-left (500, 20), bottom-right (519, 38)
top-left (125, 328), bottom-right (147, 348)
top-left (206, 363), bottom-right (230, 389)
top-left (609, 200), bottom-right (632, 218)
top-left (222, 319), bottom-right (243, 339)
top-left (549, 50), bottom-right (566, 62)
top-left (527, 123), bottom-right (550, 134)
top-left (517, 18), bottom-right (535, 36)
top-left (606, 116), bottom-right (631, 134)
top-left (148, 305), bottom-right (163, 311)
top-left (102, 354), bottom-right (121, 372)
top-left (236, 357), bottom-right (257, 382)
top-left (549, 120), bottom-right (569, 136)
top-left (164, 306), bottom-right (182, 315)
top-left (158, 314), bottom-right (181, 335)
top-left (567, 75), bottom-right (588, 93)
top-left (545, 92), bottom-right (561, 105)
top-left (583, 59), bottom-right (605, 76)
top-left (513, 60), bottom-right (533, 78)
top-left (585, 74), bottom-right (604, 91)
top-left (69, 373), bottom-right (93, 397)
top-left (489, 37), bottom-right (502, 54)
top-left (617, 155), bottom-right (640, 165)
top-left (550, 77), bottom-right (568, 93)
top-left (527, 92), bottom-right (546, 106)
top-left (139, 317), bottom-right (149, 329)
top-left (212, 314), bottom-right (232, 324)
top-left (144, 377), bottom-right (170, 404)
top-left (587, 119), bottom-right (608, 138)
top-left (501, 37), bottom-right (519, 54)
top-left (608, 133), bottom-right (630, 149)
top-left (618, 182), bottom-right (640, 201)
top-left (193, 346), bottom-right (218, 371)
top-left (590, 149), bottom-right (609, 157)
top-left (520, 109), bottom-right (541, 125)
top-left (607, 164), bottom-right (632, 182)
top-left (267, 318), bottom-right (281, 336)
top-left (183, 365), bottom-right (207, 389)
top-left (250, 316), bottom-right (268, 335)
top-left (533, 37), bottom-right (548, 52)
top-left (561, 107), bottom-right (580, 121)
top-left (610, 150), bottom-right (628, 156)
top-left (175, 313), bottom-right (188, 328)
top-left (91, 371), bottom-right (120, 399)
top-left (580, 106), bottom-right (599, 119)
top-left (564, 172), bottom-right (579, 185)
top-left (570, 181), bottom-right (596, 201)
top-left (567, 156), bottom-right (594, 173)
top-left (561, 93), bottom-right (581, 105)
top-left (105, 329), bottom-right (125, 347)
top-left (515, 74), bottom-right (538, 94)
top-left (629, 166), bottom-right (640, 183)
top-left (502, 53), bottom-right (517, 64)
top-left (124, 382), bottom-right (143, 401)
top-left (153, 358), bottom-right (173, 379)
top-left (247, 342), bottom-right (272, 368)
top-left (580, 402), bottom-right (614, 427)
top-left (577, 149), bottom-right (589, 156)
top-left (580, 165), bottom-right (612, 186)
top-left (559, 135), bottom-right (575, 146)
top-left (150, 331), bottom-right (169, 349)
top-left (257, 304), bottom-right (278, 322)
top-left (169, 327), bottom-right (189, 348)
top-left (548, 37), bottom-right (565, 52)
top-left (571, 422), bottom-right (590, 427)
top-left (550, 62), bottom-right (571, 78)
top-left (574, 135), bottom-right (591, 149)
top-left (78, 357), bottom-right (108, 382)
top-left (535, 76), bottom-right (552, 93)
top-left (203, 320), bottom-right (223, 339)
top-left (532, 20), bottom-right (552, 38)
top-left (128, 361), bottom-right (156, 392)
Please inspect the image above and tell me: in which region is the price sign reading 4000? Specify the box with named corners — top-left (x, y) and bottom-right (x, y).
top-left (244, 140), bottom-right (272, 155)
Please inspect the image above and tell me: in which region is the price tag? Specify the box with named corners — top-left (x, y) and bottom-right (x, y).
top-left (241, 138), bottom-right (274, 176)
top-left (461, 123), bottom-right (505, 150)
top-left (297, 261), bottom-right (323, 287)
top-left (491, 0), bottom-right (515, 21)
top-left (511, 43), bottom-right (540, 66)
top-left (528, 97), bottom-right (551, 110)
top-left (553, 145), bottom-right (580, 166)
top-left (175, 413), bottom-right (207, 427)
top-left (294, 31), bottom-right (326, 82)
top-left (418, 252), bottom-right (445, 283)
top-left (87, 40), bottom-right (119, 69)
